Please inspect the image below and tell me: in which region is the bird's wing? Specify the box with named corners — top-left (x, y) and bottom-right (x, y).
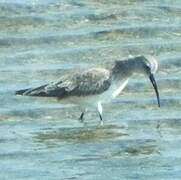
top-left (16, 68), bottom-right (112, 98)
top-left (16, 73), bottom-right (76, 97)
top-left (69, 68), bottom-right (111, 96)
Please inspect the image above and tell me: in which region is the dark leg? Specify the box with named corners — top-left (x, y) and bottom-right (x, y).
top-left (79, 112), bottom-right (84, 122)
top-left (99, 113), bottom-right (103, 121)
top-left (97, 101), bottom-right (103, 125)
top-left (98, 112), bottom-right (103, 126)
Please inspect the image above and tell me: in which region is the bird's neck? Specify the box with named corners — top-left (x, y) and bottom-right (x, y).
top-left (111, 59), bottom-right (136, 80)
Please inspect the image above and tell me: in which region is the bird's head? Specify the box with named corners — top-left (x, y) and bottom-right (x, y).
top-left (134, 55), bottom-right (160, 107)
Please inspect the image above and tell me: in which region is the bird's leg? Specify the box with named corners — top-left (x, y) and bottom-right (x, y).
top-left (79, 108), bottom-right (87, 123)
top-left (79, 112), bottom-right (84, 122)
top-left (97, 101), bottom-right (103, 126)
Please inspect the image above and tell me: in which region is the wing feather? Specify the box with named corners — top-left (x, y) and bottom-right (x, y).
top-left (69, 68), bottom-right (111, 96)
top-left (16, 68), bottom-right (112, 98)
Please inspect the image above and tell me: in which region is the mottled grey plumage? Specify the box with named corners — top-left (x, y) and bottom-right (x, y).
top-left (16, 68), bottom-right (111, 97)
top-left (16, 55), bottom-right (160, 124)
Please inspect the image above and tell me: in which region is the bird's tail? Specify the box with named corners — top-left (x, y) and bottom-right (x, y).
top-left (15, 84), bottom-right (67, 98)
top-left (15, 84), bottom-right (48, 96)
top-left (15, 88), bottom-right (30, 95)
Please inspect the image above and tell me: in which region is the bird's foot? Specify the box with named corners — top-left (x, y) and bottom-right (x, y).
top-left (99, 120), bottom-right (104, 126)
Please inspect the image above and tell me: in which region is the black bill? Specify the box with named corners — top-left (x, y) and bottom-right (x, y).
top-left (149, 74), bottom-right (160, 107)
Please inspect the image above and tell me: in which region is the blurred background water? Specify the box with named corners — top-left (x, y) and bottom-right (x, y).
top-left (0, 0), bottom-right (181, 179)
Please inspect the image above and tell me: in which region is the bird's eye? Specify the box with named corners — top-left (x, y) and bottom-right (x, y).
top-left (145, 64), bottom-right (152, 74)
top-left (145, 63), bottom-right (151, 70)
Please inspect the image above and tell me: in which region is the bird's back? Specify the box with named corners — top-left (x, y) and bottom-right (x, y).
top-left (16, 67), bottom-right (112, 99)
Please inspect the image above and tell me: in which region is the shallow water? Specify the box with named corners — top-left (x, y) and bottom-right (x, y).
top-left (0, 0), bottom-right (181, 179)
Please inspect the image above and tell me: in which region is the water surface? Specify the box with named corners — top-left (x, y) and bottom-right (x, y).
top-left (0, 0), bottom-right (181, 179)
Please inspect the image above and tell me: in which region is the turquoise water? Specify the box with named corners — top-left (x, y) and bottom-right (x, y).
top-left (0, 0), bottom-right (181, 179)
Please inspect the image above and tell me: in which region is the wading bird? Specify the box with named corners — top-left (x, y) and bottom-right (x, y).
top-left (16, 55), bottom-right (160, 124)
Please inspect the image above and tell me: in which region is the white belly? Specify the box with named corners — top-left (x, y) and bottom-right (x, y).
top-left (65, 79), bottom-right (129, 105)
top-left (59, 79), bottom-right (129, 107)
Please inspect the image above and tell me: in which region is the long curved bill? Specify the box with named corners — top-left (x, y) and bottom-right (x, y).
top-left (149, 74), bottom-right (160, 107)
